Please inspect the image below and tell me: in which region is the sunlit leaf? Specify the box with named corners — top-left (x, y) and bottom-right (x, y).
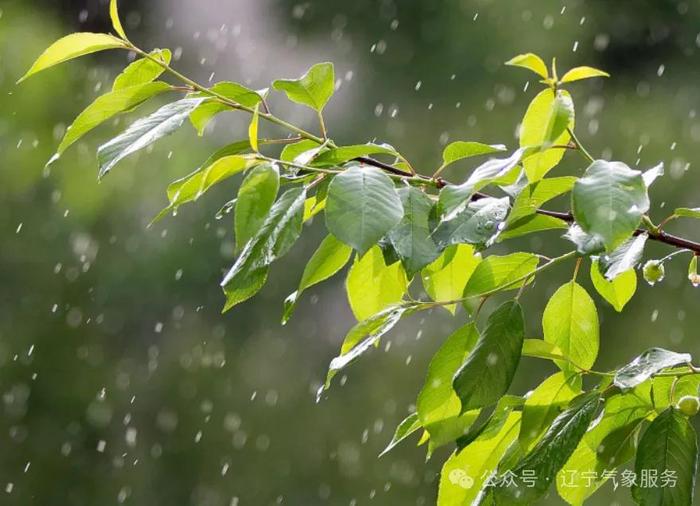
top-left (499, 214), bottom-right (568, 242)
top-left (421, 244), bottom-right (481, 314)
top-left (189, 82), bottom-right (266, 135)
top-left (273, 62), bottom-right (335, 112)
top-left (97, 97), bottom-right (205, 178)
top-left (380, 412), bottom-right (421, 457)
top-left (559, 66), bottom-right (610, 83)
top-left (590, 258), bottom-right (637, 312)
top-left (599, 233), bottom-right (648, 280)
top-left (235, 163), bottom-right (280, 252)
top-left (462, 253), bottom-right (539, 298)
top-left (432, 197), bottom-right (510, 249)
top-left (109, 0), bottom-right (127, 39)
top-left (675, 207), bottom-right (700, 219)
top-left (112, 49), bottom-right (171, 90)
top-left (313, 143), bottom-right (398, 166)
top-left (19, 32), bottom-right (127, 83)
top-left (543, 281), bottom-right (599, 375)
top-left (507, 176), bottom-right (577, 224)
top-left (345, 246), bottom-right (407, 321)
top-left (248, 104), bottom-right (260, 152)
top-left (506, 53), bottom-right (549, 79)
top-left (440, 141), bottom-right (507, 170)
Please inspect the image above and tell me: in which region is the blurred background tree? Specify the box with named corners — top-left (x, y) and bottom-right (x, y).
top-left (2, 0), bottom-right (700, 504)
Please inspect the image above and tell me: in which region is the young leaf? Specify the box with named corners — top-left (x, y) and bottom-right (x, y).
top-left (322, 305), bottom-right (412, 393)
top-left (235, 163), bottom-right (280, 252)
top-left (453, 301), bottom-right (525, 412)
top-left (462, 252), bottom-right (539, 298)
top-left (674, 207), bottom-right (700, 219)
top-left (273, 62), bottom-right (335, 112)
top-left (506, 53), bottom-right (549, 79)
top-left (283, 235), bottom-right (353, 324)
top-left (387, 187), bottom-right (440, 277)
top-left (313, 143), bottom-right (398, 166)
top-left (53, 81), bottom-right (171, 158)
top-left (281, 139), bottom-right (324, 163)
top-left (421, 244), bottom-right (481, 314)
top-left (590, 258), bottom-right (637, 312)
top-left (437, 411), bottom-right (521, 506)
top-left (189, 82), bottom-right (265, 135)
top-left (97, 97), bottom-right (205, 178)
top-left (417, 323), bottom-right (480, 448)
top-left (492, 394), bottom-right (601, 504)
top-left (221, 187), bottom-right (306, 296)
top-left (380, 413), bottom-right (421, 457)
top-left (557, 392), bottom-right (651, 506)
top-left (19, 33), bottom-right (127, 83)
top-left (345, 246), bottom-right (407, 321)
top-left (439, 141), bottom-right (507, 170)
top-left (519, 372), bottom-right (582, 451)
top-left (522, 339), bottom-right (570, 363)
top-left (520, 89), bottom-right (574, 182)
top-left (432, 197), bottom-right (510, 249)
top-left (571, 160), bottom-right (650, 252)
top-left (248, 104), bottom-right (260, 152)
top-left (559, 66), bottom-right (610, 83)
top-left (614, 348), bottom-right (692, 390)
top-left (109, 0), bottom-right (128, 39)
top-left (543, 281), bottom-right (599, 375)
top-left (325, 165), bottom-right (404, 255)
top-left (632, 408), bottom-right (698, 506)
top-left (599, 233), bottom-right (648, 280)
top-left (112, 49), bottom-right (171, 90)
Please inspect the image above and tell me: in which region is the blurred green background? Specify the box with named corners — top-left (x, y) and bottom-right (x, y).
top-left (2, 0), bottom-right (700, 504)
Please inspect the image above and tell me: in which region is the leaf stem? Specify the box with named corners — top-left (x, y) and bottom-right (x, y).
top-left (567, 127), bottom-right (595, 163)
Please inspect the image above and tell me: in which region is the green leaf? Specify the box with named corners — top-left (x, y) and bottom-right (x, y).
top-left (222, 267), bottom-right (268, 312)
top-left (189, 82), bottom-right (265, 135)
top-left (221, 187), bottom-right (306, 305)
top-left (387, 187), bottom-right (440, 276)
top-left (506, 53), bottom-right (549, 79)
top-left (564, 224), bottom-right (606, 255)
top-left (590, 258), bottom-right (637, 312)
top-left (614, 348), bottom-right (692, 390)
top-left (248, 104), bottom-right (260, 152)
top-left (109, 0), bottom-right (127, 39)
top-left (52, 81), bottom-right (171, 159)
top-left (235, 163), bottom-right (280, 252)
top-left (322, 305), bottom-right (412, 394)
top-left (600, 233), bottom-right (648, 280)
top-left (113, 49), bottom-right (171, 90)
top-left (325, 165), bottom-right (404, 256)
top-left (462, 253), bottom-right (539, 298)
top-left (18, 32), bottom-right (127, 83)
top-left (440, 141), bottom-right (507, 169)
top-left (572, 160), bottom-right (650, 251)
top-left (493, 394), bottom-right (601, 504)
top-left (522, 339), bottom-right (570, 363)
top-left (432, 197), bottom-right (510, 249)
top-left (283, 235), bottom-right (353, 324)
top-left (520, 89), bottom-right (574, 182)
top-left (281, 139), bottom-right (323, 163)
top-left (557, 392), bottom-right (650, 505)
top-left (273, 62), bottom-right (335, 112)
top-left (313, 143), bottom-right (398, 166)
top-left (498, 214), bottom-right (568, 242)
top-left (507, 176), bottom-right (577, 224)
top-left (453, 301), bottom-right (525, 412)
top-left (437, 411), bottom-right (521, 506)
top-left (380, 413), bottom-right (421, 457)
top-left (543, 281), bottom-right (599, 375)
top-left (417, 323), bottom-right (480, 448)
top-left (520, 372), bottom-right (582, 451)
top-left (345, 246), bottom-right (407, 321)
top-left (438, 149), bottom-right (524, 216)
top-left (559, 66), bottom-right (610, 83)
top-left (97, 97), bottom-right (204, 178)
top-left (675, 207), bottom-right (700, 219)
top-left (633, 408), bottom-right (697, 506)
top-left (421, 244), bottom-right (481, 314)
